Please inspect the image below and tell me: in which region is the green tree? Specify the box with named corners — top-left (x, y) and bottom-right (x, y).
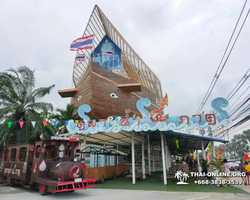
top-left (0, 66), bottom-right (55, 145)
top-left (242, 129), bottom-right (250, 144)
top-left (51, 104), bottom-right (79, 134)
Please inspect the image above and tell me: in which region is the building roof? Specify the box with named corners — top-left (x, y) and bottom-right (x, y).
top-left (65, 130), bottom-right (228, 154)
top-left (72, 5), bottom-right (162, 99)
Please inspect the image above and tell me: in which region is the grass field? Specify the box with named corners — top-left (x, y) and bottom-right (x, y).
top-left (94, 171), bottom-right (248, 194)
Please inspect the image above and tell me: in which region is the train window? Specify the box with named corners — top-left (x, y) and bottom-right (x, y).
top-left (19, 148), bottom-right (27, 162)
top-left (50, 148), bottom-right (57, 159)
top-left (35, 145), bottom-right (41, 158)
top-left (67, 147), bottom-right (72, 157)
top-left (4, 149), bottom-right (9, 161)
top-left (44, 146), bottom-right (58, 160)
top-left (11, 149), bottom-right (16, 161)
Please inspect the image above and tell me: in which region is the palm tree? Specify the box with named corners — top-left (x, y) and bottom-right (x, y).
top-left (51, 104), bottom-right (80, 134)
top-left (0, 66), bottom-right (55, 145)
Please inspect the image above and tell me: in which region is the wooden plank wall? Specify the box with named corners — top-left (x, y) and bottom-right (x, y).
top-left (70, 62), bottom-right (161, 120)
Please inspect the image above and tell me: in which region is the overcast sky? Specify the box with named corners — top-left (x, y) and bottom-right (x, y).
top-left (0, 0), bottom-right (249, 140)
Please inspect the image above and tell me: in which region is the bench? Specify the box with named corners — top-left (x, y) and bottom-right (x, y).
top-left (126, 169), bottom-right (143, 181)
top-left (160, 175), bottom-right (173, 182)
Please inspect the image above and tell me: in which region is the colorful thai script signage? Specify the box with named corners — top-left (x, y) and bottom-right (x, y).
top-left (67, 95), bottom-right (231, 135)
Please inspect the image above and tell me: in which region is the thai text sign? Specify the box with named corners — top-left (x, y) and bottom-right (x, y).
top-left (67, 96), bottom-right (231, 135)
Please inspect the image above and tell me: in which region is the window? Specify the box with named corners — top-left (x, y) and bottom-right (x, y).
top-left (4, 149), bottom-right (9, 161)
top-left (67, 147), bottom-right (72, 157)
top-left (44, 145), bottom-right (58, 160)
top-left (19, 148), bottom-right (27, 162)
top-left (11, 149), bottom-right (16, 161)
top-left (35, 145), bottom-right (41, 158)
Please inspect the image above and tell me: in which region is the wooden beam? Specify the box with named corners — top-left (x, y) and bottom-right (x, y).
top-left (117, 83), bottom-right (141, 92)
top-left (58, 88), bottom-right (78, 98)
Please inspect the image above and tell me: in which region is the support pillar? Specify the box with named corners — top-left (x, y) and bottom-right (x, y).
top-left (201, 141), bottom-right (205, 159)
top-left (147, 134), bottom-right (151, 175)
top-left (161, 132), bottom-right (167, 185)
top-left (117, 145), bottom-right (119, 165)
top-left (131, 131), bottom-right (136, 184)
top-left (152, 144), bottom-right (155, 172)
top-left (196, 150), bottom-right (200, 172)
top-left (142, 134), bottom-right (146, 179)
top-left (82, 135), bottom-right (87, 159)
top-left (212, 141), bottom-right (215, 161)
top-left (164, 135), bottom-right (168, 172)
top-left (103, 144), bottom-right (106, 166)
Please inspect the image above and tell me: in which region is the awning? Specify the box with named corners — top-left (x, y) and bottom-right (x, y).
top-left (164, 131), bottom-right (228, 154)
top-left (64, 130), bottom-right (228, 154)
top-left (67, 131), bottom-right (143, 146)
top-left (78, 146), bottom-right (127, 156)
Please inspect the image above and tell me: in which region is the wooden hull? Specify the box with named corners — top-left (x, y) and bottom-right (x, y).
top-left (70, 62), bottom-right (160, 120)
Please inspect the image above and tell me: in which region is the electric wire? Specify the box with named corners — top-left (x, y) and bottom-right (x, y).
top-left (196, 0), bottom-right (249, 114)
top-left (226, 68), bottom-right (250, 101)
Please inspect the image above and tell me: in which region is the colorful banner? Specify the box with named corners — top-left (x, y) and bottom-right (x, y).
top-left (5, 120), bottom-right (70, 128)
top-left (66, 96), bottom-right (231, 135)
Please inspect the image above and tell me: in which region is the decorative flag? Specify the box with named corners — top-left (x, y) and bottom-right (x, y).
top-left (40, 134), bottom-right (43, 140)
top-left (75, 54), bottom-right (85, 61)
top-left (31, 121), bottom-right (36, 127)
top-left (175, 139), bottom-right (179, 148)
top-left (42, 121), bottom-right (47, 127)
top-left (70, 35), bottom-right (94, 51)
top-left (65, 120), bottom-right (69, 126)
top-left (102, 50), bottom-right (114, 56)
top-left (75, 120), bottom-right (79, 123)
top-left (7, 122), bottom-right (12, 128)
top-left (208, 144), bottom-right (212, 155)
top-left (19, 121), bottom-right (24, 128)
top-left (56, 131), bottom-right (59, 136)
top-left (53, 121), bottom-right (57, 126)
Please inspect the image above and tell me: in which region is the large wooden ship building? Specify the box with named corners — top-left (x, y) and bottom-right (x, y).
top-left (58, 5), bottom-right (163, 119)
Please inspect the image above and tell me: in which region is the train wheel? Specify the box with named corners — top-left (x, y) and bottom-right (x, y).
top-left (100, 175), bottom-right (104, 184)
top-left (39, 184), bottom-right (48, 195)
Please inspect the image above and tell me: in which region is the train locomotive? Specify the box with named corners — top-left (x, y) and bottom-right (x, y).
top-left (0, 136), bottom-right (95, 195)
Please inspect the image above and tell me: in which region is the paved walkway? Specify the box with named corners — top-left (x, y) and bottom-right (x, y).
top-left (0, 187), bottom-right (249, 200)
top-left (229, 177), bottom-right (250, 193)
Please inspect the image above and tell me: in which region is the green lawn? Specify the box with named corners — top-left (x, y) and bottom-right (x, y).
top-left (93, 171), bottom-right (248, 194)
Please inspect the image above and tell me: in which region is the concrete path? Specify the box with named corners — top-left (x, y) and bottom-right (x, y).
top-left (230, 177), bottom-right (250, 194)
top-left (0, 187), bottom-right (249, 200)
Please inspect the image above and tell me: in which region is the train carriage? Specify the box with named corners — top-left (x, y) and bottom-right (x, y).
top-left (0, 136), bottom-right (95, 195)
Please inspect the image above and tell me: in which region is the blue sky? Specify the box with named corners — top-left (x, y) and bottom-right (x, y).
top-left (0, 0), bottom-right (249, 139)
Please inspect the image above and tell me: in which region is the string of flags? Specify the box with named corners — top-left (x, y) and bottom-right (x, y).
top-left (5, 120), bottom-right (75, 129)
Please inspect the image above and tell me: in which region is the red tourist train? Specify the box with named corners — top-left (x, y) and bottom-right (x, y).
top-left (0, 136), bottom-right (95, 195)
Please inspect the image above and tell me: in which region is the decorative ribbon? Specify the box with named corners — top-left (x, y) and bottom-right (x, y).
top-left (208, 144), bottom-right (212, 155)
top-left (175, 139), bottom-right (179, 148)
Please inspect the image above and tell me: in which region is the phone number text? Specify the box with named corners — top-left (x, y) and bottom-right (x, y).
top-left (194, 179), bottom-right (243, 185)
